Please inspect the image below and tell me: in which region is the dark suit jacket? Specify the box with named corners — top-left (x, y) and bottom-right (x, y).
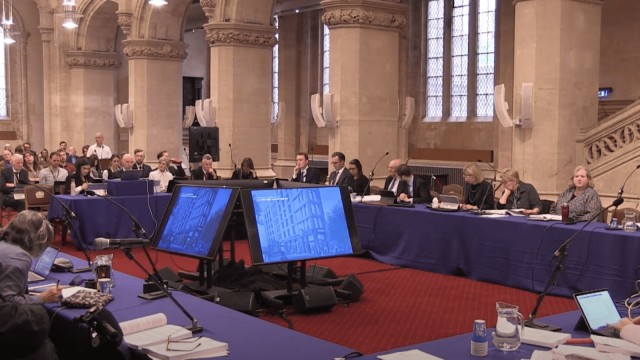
top-left (0, 167), bottom-right (30, 194)
top-left (134, 163), bottom-right (152, 178)
top-left (383, 175), bottom-right (402, 193)
top-left (292, 167), bottom-right (321, 184)
top-left (191, 166), bottom-right (218, 180)
top-left (397, 176), bottom-right (431, 204)
top-left (327, 168), bottom-right (352, 186)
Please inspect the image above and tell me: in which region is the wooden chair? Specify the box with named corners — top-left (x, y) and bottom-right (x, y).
top-left (24, 184), bottom-right (68, 245)
top-left (540, 200), bottom-right (555, 214)
top-left (442, 184), bottom-right (464, 202)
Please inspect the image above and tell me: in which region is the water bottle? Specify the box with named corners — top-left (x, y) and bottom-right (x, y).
top-left (70, 179), bottom-right (76, 195)
top-left (432, 197), bottom-right (439, 209)
top-left (471, 319), bottom-right (488, 357)
top-left (561, 203), bottom-right (569, 223)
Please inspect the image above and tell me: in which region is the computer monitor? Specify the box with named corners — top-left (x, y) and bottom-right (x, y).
top-left (241, 186), bottom-right (362, 265)
top-left (167, 178), bottom-right (274, 193)
top-left (275, 178), bottom-right (319, 188)
top-left (152, 184), bottom-right (239, 260)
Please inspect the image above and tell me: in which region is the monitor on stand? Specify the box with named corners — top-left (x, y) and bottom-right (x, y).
top-left (152, 184), bottom-right (239, 290)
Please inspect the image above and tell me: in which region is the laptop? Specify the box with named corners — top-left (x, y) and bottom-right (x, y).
top-left (431, 195), bottom-right (461, 212)
top-left (28, 246), bottom-right (59, 283)
top-left (573, 289), bottom-right (622, 338)
top-left (378, 190), bottom-right (397, 206)
top-left (120, 169), bottom-right (143, 181)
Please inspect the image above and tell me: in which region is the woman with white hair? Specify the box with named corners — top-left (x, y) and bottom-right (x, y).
top-left (551, 165), bottom-right (602, 221)
top-left (148, 156), bottom-right (174, 193)
top-left (0, 211), bottom-right (61, 303)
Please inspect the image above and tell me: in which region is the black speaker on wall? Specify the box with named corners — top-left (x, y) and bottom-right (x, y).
top-left (188, 127), bottom-right (219, 163)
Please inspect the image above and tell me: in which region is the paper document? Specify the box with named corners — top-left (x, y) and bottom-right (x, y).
top-left (553, 344), bottom-right (630, 360)
top-left (528, 214), bottom-right (562, 222)
top-left (378, 349), bottom-right (443, 360)
top-left (592, 335), bottom-right (640, 357)
top-left (143, 336), bottom-right (228, 360)
top-left (521, 327), bottom-right (570, 348)
top-left (120, 313), bottom-right (192, 350)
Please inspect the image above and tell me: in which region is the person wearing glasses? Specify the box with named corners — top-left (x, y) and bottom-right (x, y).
top-left (326, 152), bottom-right (352, 186)
top-left (347, 159), bottom-right (370, 196)
top-left (461, 162), bottom-right (495, 210)
top-left (39, 152), bottom-right (69, 184)
top-left (496, 168), bottom-right (542, 215)
top-left (550, 165), bottom-right (602, 222)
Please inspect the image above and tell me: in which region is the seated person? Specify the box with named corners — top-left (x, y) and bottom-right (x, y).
top-left (550, 165), bottom-right (602, 221)
top-left (23, 151), bottom-right (42, 183)
top-left (347, 159), bottom-right (370, 196)
top-left (291, 152), bottom-right (321, 184)
top-left (496, 168), bottom-right (542, 215)
top-left (0, 153), bottom-right (31, 211)
top-left (148, 157), bottom-right (174, 192)
top-left (113, 153), bottom-right (135, 178)
top-left (155, 150), bottom-right (186, 178)
top-left (88, 154), bottom-right (101, 179)
top-left (383, 159), bottom-right (402, 195)
top-left (461, 162), bottom-right (495, 210)
top-left (39, 152), bottom-right (68, 184)
top-left (0, 211), bottom-right (61, 304)
top-left (65, 158), bottom-right (95, 195)
top-left (231, 157), bottom-right (258, 180)
top-left (0, 296), bottom-right (59, 360)
top-left (102, 154), bottom-right (122, 180)
top-left (191, 154), bottom-right (218, 180)
top-left (396, 164), bottom-right (431, 204)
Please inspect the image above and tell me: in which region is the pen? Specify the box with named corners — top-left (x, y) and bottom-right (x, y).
top-left (56, 280), bottom-right (60, 290)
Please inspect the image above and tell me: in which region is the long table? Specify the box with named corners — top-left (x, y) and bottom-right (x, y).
top-left (353, 203), bottom-right (640, 300)
top-left (48, 194), bottom-right (171, 249)
top-left (44, 254), bottom-right (355, 359)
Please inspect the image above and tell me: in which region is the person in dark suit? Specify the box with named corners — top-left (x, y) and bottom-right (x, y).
top-left (347, 159), bottom-right (370, 196)
top-left (133, 149), bottom-right (153, 178)
top-left (191, 154), bottom-right (218, 180)
top-left (291, 152), bottom-right (321, 184)
top-left (382, 159), bottom-right (402, 195)
top-left (326, 151), bottom-right (352, 186)
top-left (0, 154), bottom-right (31, 211)
top-left (396, 164), bottom-right (431, 204)
top-left (231, 157), bottom-right (259, 179)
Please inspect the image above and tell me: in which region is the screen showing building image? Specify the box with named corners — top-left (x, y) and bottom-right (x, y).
top-left (153, 185), bottom-right (237, 259)
top-left (244, 187), bottom-right (360, 264)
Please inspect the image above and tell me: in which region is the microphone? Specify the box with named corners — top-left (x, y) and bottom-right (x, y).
top-left (361, 151), bottom-right (389, 201)
top-left (31, 183), bottom-right (92, 273)
top-left (405, 157), bottom-right (411, 165)
top-left (229, 143), bottom-right (237, 171)
top-left (94, 237), bottom-right (149, 250)
top-left (474, 180), bottom-right (496, 214)
top-left (610, 165), bottom-right (640, 226)
top-left (526, 198), bottom-right (623, 331)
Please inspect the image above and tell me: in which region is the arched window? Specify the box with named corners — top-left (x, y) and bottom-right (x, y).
top-left (272, 16), bottom-right (279, 122)
top-left (425, 0), bottom-right (496, 121)
top-left (322, 24), bottom-right (330, 94)
top-left (0, 26), bottom-right (7, 118)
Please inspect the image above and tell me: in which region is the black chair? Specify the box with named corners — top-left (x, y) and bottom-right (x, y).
top-left (540, 200), bottom-right (555, 214)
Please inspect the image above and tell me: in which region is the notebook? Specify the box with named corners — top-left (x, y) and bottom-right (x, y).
top-left (28, 246), bottom-right (59, 283)
top-left (573, 288), bottom-right (622, 338)
top-left (120, 169), bottom-right (143, 181)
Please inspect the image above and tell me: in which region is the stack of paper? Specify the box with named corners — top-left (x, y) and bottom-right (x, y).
top-left (527, 344), bottom-right (631, 360)
top-left (592, 335), bottom-right (640, 357)
top-left (521, 327), bottom-right (570, 348)
top-left (144, 337), bottom-right (228, 360)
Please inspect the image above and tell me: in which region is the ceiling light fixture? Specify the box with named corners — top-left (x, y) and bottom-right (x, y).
top-left (149, 0), bottom-right (168, 6)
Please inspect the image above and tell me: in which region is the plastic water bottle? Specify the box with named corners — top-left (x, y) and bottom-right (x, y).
top-left (471, 319), bottom-right (488, 357)
top-left (432, 197), bottom-right (439, 209)
top-left (70, 179), bottom-right (76, 196)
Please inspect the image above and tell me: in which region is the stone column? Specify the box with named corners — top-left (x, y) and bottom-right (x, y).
top-left (123, 39), bottom-right (187, 158)
top-left (320, 0), bottom-right (406, 181)
top-left (65, 51), bottom-right (119, 150)
top-left (37, 2), bottom-right (55, 150)
top-left (511, 0), bottom-right (603, 194)
top-left (203, 14), bottom-right (277, 178)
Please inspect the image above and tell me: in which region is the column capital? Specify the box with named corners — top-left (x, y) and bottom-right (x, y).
top-left (116, 11), bottom-right (133, 37)
top-left (320, 0), bottom-right (406, 30)
top-left (203, 23), bottom-right (276, 47)
top-left (122, 39), bottom-right (188, 61)
top-left (513, 0), bottom-right (603, 5)
top-left (65, 50), bottom-right (119, 69)
top-left (200, 0), bottom-right (217, 20)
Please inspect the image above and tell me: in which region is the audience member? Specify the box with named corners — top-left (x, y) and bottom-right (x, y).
top-left (58, 149), bottom-right (75, 175)
top-left (23, 151), bottom-right (42, 183)
top-left (191, 154), bottom-right (218, 180)
top-left (347, 159), bottom-right (370, 196)
top-left (156, 150), bottom-right (186, 178)
top-left (383, 159), bottom-right (402, 195)
top-left (550, 165), bottom-right (602, 221)
top-left (231, 157), bottom-right (258, 179)
top-left (87, 132), bottom-right (113, 159)
top-left (65, 158), bottom-right (95, 194)
top-left (461, 162), bottom-right (495, 210)
top-left (149, 157), bottom-right (174, 192)
top-left (81, 144), bottom-right (89, 157)
top-left (4, 143), bottom-right (12, 153)
top-left (113, 154), bottom-right (135, 178)
top-left (0, 210), bottom-right (61, 303)
top-left (496, 168), bottom-right (542, 215)
top-left (38, 148), bottom-right (49, 163)
top-left (22, 142), bottom-right (32, 153)
top-left (1, 149), bottom-right (12, 168)
top-left (88, 154), bottom-right (101, 179)
top-left (133, 149), bottom-right (152, 178)
top-left (0, 154), bottom-right (30, 211)
top-left (58, 141), bottom-right (67, 152)
top-left (327, 151), bottom-right (352, 186)
top-left (67, 146), bottom-right (78, 164)
top-left (14, 145), bottom-right (24, 155)
top-left (39, 153), bottom-right (69, 185)
top-left (102, 154), bottom-right (122, 180)
top-left (396, 164), bottom-right (431, 204)
top-left (291, 152), bottom-right (321, 184)
top-left (612, 317), bottom-right (640, 346)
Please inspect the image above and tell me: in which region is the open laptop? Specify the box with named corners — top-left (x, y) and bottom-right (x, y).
top-left (120, 169), bottom-right (143, 181)
top-left (378, 190), bottom-right (397, 206)
top-left (28, 246), bottom-right (59, 283)
top-left (430, 194), bottom-right (461, 212)
top-left (573, 289), bottom-right (622, 338)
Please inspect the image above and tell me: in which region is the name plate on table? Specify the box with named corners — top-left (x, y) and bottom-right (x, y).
top-left (106, 179), bottom-right (154, 197)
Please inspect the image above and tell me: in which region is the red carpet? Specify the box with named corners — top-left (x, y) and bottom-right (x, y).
top-left (55, 238), bottom-right (577, 355)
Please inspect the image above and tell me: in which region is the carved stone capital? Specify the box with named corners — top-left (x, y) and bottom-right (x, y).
top-left (200, 0), bottom-right (217, 19)
top-left (122, 39), bottom-right (188, 61)
top-left (116, 12), bottom-right (133, 36)
top-left (203, 23), bottom-right (276, 47)
top-left (320, 0), bottom-right (406, 30)
top-left (65, 51), bottom-right (119, 69)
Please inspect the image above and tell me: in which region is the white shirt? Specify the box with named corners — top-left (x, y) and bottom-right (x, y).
top-left (39, 166), bottom-right (69, 184)
top-left (87, 143), bottom-right (113, 159)
top-left (149, 169), bottom-right (173, 193)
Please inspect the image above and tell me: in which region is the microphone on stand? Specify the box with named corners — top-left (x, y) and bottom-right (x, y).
top-left (473, 180), bottom-right (496, 215)
top-left (610, 164), bottom-right (640, 227)
top-left (31, 183), bottom-right (93, 273)
top-left (361, 151), bottom-right (389, 202)
top-left (229, 144), bottom-right (237, 172)
top-left (94, 237), bottom-right (149, 250)
top-left (526, 197), bottom-right (624, 331)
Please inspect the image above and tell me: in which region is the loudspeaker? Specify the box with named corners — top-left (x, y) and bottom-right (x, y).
top-left (293, 286), bottom-right (337, 313)
top-left (188, 126), bottom-right (219, 163)
top-left (336, 274), bottom-right (364, 303)
top-left (209, 290), bottom-right (258, 315)
top-left (305, 264), bottom-right (337, 281)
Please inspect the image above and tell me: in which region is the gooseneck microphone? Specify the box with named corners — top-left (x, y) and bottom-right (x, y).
top-left (31, 183), bottom-right (93, 273)
top-left (360, 151), bottom-right (389, 201)
top-left (94, 237), bottom-right (149, 250)
top-left (526, 197), bottom-right (624, 331)
top-left (229, 143), bottom-right (237, 171)
top-left (610, 164), bottom-right (640, 226)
